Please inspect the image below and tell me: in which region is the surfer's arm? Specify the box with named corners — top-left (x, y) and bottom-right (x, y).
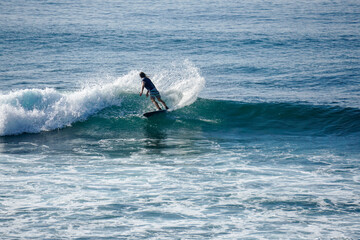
top-left (140, 81), bottom-right (145, 96)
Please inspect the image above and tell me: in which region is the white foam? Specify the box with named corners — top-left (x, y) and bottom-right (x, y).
top-left (151, 60), bottom-right (205, 110)
top-left (0, 86), bottom-right (122, 136)
top-left (0, 60), bottom-right (205, 136)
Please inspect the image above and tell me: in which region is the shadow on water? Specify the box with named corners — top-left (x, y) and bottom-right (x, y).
top-left (142, 115), bottom-right (169, 155)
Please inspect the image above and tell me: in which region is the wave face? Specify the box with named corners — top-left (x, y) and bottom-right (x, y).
top-left (78, 98), bottom-right (359, 138)
top-left (0, 61), bottom-right (205, 136)
top-left (175, 99), bottom-right (360, 136)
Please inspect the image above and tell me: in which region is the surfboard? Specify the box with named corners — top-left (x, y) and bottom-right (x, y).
top-left (143, 110), bottom-right (167, 118)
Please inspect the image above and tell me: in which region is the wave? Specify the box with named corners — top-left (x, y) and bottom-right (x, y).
top-left (0, 61), bottom-right (205, 136)
top-left (2, 90), bottom-right (359, 137)
top-left (175, 99), bottom-right (360, 136)
top-left (71, 98), bottom-right (360, 138)
top-left (1, 58), bottom-right (358, 137)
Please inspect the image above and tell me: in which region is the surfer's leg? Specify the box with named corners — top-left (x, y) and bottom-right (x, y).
top-left (151, 97), bottom-right (162, 110)
top-left (157, 96), bottom-right (169, 110)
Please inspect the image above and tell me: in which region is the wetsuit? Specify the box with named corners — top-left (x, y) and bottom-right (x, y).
top-left (142, 77), bottom-right (160, 97)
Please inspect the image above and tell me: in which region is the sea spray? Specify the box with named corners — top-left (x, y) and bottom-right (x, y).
top-left (113, 60), bottom-right (205, 110)
top-left (151, 60), bottom-right (205, 110)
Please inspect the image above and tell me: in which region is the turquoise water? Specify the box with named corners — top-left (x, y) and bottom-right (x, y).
top-left (1, 0), bottom-right (360, 239)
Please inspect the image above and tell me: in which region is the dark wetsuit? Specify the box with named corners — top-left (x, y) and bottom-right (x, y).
top-left (142, 77), bottom-right (160, 97)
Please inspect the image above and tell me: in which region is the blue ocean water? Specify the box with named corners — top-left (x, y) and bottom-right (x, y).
top-left (1, 0), bottom-right (360, 239)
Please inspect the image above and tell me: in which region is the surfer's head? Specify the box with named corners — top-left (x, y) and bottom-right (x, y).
top-left (139, 72), bottom-right (146, 78)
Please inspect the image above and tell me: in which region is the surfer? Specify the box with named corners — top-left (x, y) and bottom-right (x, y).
top-left (139, 72), bottom-right (169, 111)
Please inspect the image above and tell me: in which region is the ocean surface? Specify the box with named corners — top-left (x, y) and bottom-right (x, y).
top-left (1, 0), bottom-right (360, 239)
